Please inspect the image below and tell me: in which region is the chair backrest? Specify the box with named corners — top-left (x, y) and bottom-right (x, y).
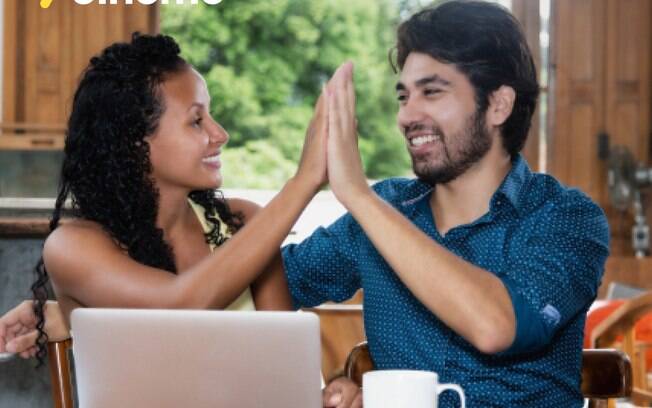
top-left (304, 301), bottom-right (365, 380)
top-left (344, 341), bottom-right (632, 406)
top-left (47, 339), bottom-right (73, 408)
top-left (592, 291), bottom-right (652, 348)
top-left (606, 281), bottom-right (647, 300)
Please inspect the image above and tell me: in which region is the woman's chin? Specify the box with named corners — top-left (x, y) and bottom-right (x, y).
top-left (203, 171), bottom-right (223, 189)
top-left (208, 174), bottom-right (223, 190)
top-left (189, 178), bottom-right (222, 192)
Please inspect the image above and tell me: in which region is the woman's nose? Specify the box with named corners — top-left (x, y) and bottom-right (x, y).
top-left (208, 119), bottom-right (229, 145)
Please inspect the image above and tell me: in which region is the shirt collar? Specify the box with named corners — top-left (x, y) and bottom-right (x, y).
top-left (400, 181), bottom-right (433, 218)
top-left (400, 154), bottom-right (533, 217)
top-left (492, 154), bottom-right (532, 215)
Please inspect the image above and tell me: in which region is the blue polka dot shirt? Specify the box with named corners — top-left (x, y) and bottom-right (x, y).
top-left (282, 155), bottom-right (610, 407)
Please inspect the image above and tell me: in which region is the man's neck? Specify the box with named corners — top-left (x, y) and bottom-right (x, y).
top-left (430, 145), bottom-right (512, 235)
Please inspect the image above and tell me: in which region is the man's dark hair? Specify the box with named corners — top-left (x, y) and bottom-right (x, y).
top-left (393, 0), bottom-right (539, 157)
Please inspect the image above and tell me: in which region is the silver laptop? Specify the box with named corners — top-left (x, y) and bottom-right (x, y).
top-left (71, 308), bottom-right (322, 408)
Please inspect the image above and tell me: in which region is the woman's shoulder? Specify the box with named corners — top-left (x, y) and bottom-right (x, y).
top-left (46, 219), bottom-right (111, 245)
top-left (43, 219), bottom-right (122, 278)
top-left (226, 198), bottom-right (261, 223)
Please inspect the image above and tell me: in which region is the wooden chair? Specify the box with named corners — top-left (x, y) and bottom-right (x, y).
top-left (304, 291), bottom-right (365, 380)
top-left (345, 342), bottom-right (632, 408)
top-left (47, 338), bottom-right (73, 408)
top-left (591, 291), bottom-right (652, 405)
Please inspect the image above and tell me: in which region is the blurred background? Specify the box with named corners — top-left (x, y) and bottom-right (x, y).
top-left (0, 0), bottom-right (517, 194)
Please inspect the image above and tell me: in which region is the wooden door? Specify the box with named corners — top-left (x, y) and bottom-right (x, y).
top-left (1, 1), bottom-right (159, 150)
top-left (549, 0), bottom-right (652, 291)
top-left (549, 0), bottom-right (607, 202)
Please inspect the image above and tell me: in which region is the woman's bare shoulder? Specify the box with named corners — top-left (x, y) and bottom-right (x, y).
top-left (45, 219), bottom-right (113, 247)
top-left (226, 198), bottom-right (261, 223)
top-left (42, 219), bottom-right (122, 279)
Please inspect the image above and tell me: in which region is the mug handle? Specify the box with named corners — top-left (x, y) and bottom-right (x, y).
top-left (437, 383), bottom-right (466, 408)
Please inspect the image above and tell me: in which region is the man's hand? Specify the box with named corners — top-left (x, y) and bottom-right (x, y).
top-left (0, 300), bottom-right (69, 358)
top-left (322, 377), bottom-right (362, 408)
top-left (326, 62), bottom-right (372, 209)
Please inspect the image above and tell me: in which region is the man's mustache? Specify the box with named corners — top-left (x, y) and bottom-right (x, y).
top-left (404, 123), bottom-right (444, 139)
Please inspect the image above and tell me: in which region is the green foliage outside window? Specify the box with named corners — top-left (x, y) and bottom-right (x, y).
top-left (161, 0), bottom-right (413, 189)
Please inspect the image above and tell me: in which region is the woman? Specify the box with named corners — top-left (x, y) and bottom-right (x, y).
top-left (1, 33), bottom-right (329, 364)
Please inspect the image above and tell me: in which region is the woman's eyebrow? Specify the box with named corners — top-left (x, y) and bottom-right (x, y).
top-left (186, 102), bottom-right (205, 112)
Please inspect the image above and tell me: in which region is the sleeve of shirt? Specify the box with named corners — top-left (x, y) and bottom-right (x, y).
top-left (281, 212), bottom-right (363, 310)
top-left (501, 192), bottom-right (610, 354)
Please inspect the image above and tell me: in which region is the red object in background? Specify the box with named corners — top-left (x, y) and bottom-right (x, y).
top-left (585, 300), bottom-right (652, 370)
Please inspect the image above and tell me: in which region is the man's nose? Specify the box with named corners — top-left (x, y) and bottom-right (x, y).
top-left (397, 100), bottom-right (428, 134)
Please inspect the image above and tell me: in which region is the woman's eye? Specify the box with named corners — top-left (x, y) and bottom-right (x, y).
top-left (192, 117), bottom-right (203, 128)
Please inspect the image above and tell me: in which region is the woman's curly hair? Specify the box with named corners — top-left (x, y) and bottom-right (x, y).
top-left (31, 33), bottom-right (242, 365)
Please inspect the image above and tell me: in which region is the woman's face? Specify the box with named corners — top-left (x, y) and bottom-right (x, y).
top-left (147, 66), bottom-right (228, 192)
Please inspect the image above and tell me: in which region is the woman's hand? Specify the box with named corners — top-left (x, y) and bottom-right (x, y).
top-left (296, 86), bottom-right (329, 193)
top-left (0, 300), bottom-right (69, 358)
top-left (326, 62), bottom-right (372, 209)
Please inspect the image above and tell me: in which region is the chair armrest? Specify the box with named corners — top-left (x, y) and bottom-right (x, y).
top-left (344, 341), bottom-right (374, 387)
top-left (581, 348), bottom-right (632, 399)
top-left (47, 339), bottom-right (74, 408)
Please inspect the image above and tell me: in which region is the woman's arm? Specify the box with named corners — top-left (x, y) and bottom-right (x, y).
top-left (229, 198), bottom-right (293, 311)
top-left (250, 254), bottom-right (293, 311)
top-left (46, 89), bottom-right (328, 317)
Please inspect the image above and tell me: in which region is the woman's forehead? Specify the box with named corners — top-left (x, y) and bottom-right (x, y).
top-left (160, 67), bottom-right (210, 108)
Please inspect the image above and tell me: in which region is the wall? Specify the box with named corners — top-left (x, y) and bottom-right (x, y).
top-left (0, 237), bottom-right (53, 407)
top-left (0, 2), bottom-right (158, 404)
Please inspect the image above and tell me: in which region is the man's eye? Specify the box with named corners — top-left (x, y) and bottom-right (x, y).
top-left (397, 94), bottom-right (407, 102)
top-left (424, 89), bottom-right (441, 96)
top-left (192, 118), bottom-right (203, 127)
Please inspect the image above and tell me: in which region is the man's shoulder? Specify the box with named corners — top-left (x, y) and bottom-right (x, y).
top-left (371, 177), bottom-right (431, 203)
top-left (524, 173), bottom-right (607, 229)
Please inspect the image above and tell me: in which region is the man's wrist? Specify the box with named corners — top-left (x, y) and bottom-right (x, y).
top-left (343, 185), bottom-right (377, 215)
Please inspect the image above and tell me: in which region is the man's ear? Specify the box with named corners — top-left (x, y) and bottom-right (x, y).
top-left (487, 85), bottom-right (516, 127)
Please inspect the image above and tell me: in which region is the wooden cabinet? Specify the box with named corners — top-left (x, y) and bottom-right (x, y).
top-left (1, 1), bottom-right (158, 150)
top-left (549, 0), bottom-right (652, 288)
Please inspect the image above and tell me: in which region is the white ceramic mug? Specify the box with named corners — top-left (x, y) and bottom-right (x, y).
top-left (363, 370), bottom-right (466, 408)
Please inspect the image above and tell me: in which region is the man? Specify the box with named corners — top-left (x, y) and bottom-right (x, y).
top-left (290, 1), bottom-right (609, 407)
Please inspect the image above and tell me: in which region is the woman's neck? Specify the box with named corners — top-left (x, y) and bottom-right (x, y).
top-left (155, 186), bottom-right (195, 239)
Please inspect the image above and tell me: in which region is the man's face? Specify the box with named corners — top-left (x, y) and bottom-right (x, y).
top-left (396, 52), bottom-right (493, 185)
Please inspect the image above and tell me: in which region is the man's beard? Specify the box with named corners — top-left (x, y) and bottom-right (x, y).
top-left (411, 109), bottom-right (492, 186)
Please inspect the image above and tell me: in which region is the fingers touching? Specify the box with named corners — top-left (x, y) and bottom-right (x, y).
top-left (326, 62), bottom-right (355, 136)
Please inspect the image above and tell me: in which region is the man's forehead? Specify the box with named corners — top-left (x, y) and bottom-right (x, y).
top-left (397, 53), bottom-right (461, 87)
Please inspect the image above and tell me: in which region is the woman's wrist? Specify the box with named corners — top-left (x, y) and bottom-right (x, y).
top-left (289, 172), bottom-right (322, 197)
